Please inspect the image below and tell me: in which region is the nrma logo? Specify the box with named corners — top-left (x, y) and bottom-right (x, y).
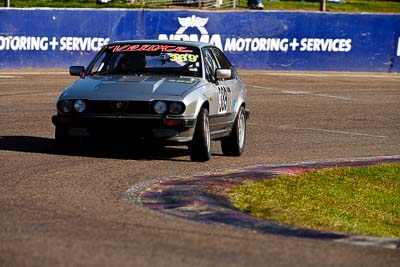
top-left (158, 15), bottom-right (353, 54)
top-left (158, 15), bottom-right (223, 50)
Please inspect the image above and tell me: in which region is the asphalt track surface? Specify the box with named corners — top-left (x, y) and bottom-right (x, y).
top-left (1, 70), bottom-right (399, 267)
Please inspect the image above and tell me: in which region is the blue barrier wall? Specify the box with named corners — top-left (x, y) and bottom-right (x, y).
top-left (1, 8), bottom-right (399, 72)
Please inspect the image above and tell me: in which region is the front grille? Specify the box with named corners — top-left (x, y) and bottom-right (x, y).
top-left (85, 101), bottom-right (152, 115)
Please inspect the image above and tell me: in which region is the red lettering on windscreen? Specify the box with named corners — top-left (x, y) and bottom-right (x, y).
top-left (108, 44), bottom-right (193, 53)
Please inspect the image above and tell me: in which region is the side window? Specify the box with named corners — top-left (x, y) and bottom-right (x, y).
top-left (211, 48), bottom-right (236, 80)
top-left (89, 52), bottom-right (109, 74)
top-left (89, 51), bottom-right (119, 74)
top-left (211, 48), bottom-right (230, 69)
top-left (203, 48), bottom-right (218, 82)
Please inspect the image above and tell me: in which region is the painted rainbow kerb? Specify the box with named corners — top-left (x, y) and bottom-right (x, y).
top-left (134, 156), bottom-right (400, 245)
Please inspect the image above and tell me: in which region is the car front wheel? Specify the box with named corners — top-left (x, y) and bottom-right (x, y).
top-left (55, 126), bottom-right (76, 150)
top-left (189, 108), bottom-right (211, 162)
top-left (221, 106), bottom-right (246, 156)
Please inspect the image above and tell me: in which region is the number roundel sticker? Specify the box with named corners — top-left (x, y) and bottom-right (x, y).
top-left (218, 86), bottom-right (228, 114)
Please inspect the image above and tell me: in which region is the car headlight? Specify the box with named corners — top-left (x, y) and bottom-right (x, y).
top-left (74, 100), bottom-right (87, 113)
top-left (154, 101), bottom-right (167, 114)
top-left (168, 102), bottom-right (184, 115)
top-left (58, 100), bottom-right (73, 113)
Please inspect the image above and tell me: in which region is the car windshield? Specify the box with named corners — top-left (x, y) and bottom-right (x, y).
top-left (87, 43), bottom-right (202, 78)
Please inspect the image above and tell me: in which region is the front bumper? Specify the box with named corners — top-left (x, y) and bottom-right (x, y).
top-left (52, 114), bottom-right (196, 142)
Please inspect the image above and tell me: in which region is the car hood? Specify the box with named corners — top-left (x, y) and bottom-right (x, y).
top-left (61, 75), bottom-right (202, 100)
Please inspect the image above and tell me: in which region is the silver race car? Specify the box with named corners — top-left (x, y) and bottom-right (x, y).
top-left (52, 40), bottom-right (249, 161)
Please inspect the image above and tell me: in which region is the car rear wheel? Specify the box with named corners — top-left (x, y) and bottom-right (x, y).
top-left (189, 108), bottom-right (211, 162)
top-left (221, 106), bottom-right (246, 156)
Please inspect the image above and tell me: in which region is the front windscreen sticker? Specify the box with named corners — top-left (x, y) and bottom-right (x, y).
top-left (108, 44), bottom-right (193, 53)
top-left (169, 53), bottom-right (199, 63)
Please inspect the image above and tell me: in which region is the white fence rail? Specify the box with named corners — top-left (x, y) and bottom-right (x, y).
top-left (126, 0), bottom-right (238, 8)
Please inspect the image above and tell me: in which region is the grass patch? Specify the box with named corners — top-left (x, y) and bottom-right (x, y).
top-left (228, 164), bottom-right (400, 238)
top-left (8, 0), bottom-right (400, 13)
top-left (258, 0), bottom-right (400, 13)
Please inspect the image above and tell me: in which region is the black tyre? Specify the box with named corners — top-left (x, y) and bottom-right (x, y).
top-left (55, 126), bottom-right (76, 150)
top-left (221, 106), bottom-right (246, 156)
top-left (189, 108), bottom-right (211, 162)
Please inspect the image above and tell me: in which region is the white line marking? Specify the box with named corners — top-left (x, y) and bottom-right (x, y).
top-left (249, 85), bottom-right (278, 90)
top-left (249, 85), bottom-right (354, 100)
top-left (0, 75), bottom-right (16, 78)
top-left (0, 71), bottom-right (67, 75)
top-left (249, 123), bottom-right (389, 138)
top-left (335, 235), bottom-right (399, 250)
top-left (241, 71), bottom-right (400, 79)
top-left (282, 90), bottom-right (353, 100)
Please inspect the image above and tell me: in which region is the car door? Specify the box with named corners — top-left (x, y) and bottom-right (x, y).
top-left (211, 47), bottom-right (240, 116)
top-left (203, 47), bottom-right (235, 134)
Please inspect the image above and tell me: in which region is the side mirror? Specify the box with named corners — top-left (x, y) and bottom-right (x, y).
top-left (215, 69), bottom-right (232, 80)
top-left (69, 66), bottom-right (85, 77)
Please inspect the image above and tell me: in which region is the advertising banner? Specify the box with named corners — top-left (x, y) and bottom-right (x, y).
top-left (0, 8), bottom-right (140, 68)
top-left (0, 8), bottom-right (399, 71)
top-left (146, 10), bottom-right (400, 72)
